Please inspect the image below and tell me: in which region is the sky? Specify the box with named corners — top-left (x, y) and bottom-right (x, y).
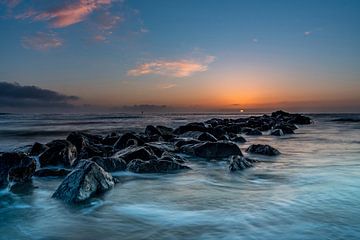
top-left (0, 0), bottom-right (359, 112)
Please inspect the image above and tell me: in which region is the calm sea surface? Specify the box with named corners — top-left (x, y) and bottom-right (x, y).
top-left (0, 113), bottom-right (359, 240)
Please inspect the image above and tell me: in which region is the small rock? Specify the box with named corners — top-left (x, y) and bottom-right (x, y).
top-left (270, 129), bottom-right (284, 136)
top-left (228, 155), bottom-right (253, 171)
top-left (245, 129), bottom-right (262, 136)
top-left (246, 144), bottom-right (280, 156)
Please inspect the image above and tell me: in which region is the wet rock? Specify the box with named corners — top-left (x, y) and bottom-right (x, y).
top-left (8, 156), bottom-right (36, 183)
top-left (102, 135), bottom-right (120, 146)
top-left (173, 122), bottom-right (208, 135)
top-left (127, 158), bottom-right (190, 173)
top-left (198, 132), bottom-right (217, 142)
top-left (113, 133), bottom-right (145, 150)
top-left (245, 129), bottom-right (262, 136)
top-left (0, 152), bottom-right (34, 187)
top-left (228, 155), bottom-right (253, 171)
top-left (52, 160), bottom-right (114, 203)
top-left (174, 138), bottom-right (201, 149)
top-left (160, 151), bottom-right (187, 164)
top-left (289, 114), bottom-right (311, 125)
top-left (29, 142), bottom-right (48, 156)
top-left (273, 123), bottom-right (295, 134)
top-left (145, 125), bottom-right (162, 136)
top-left (179, 131), bottom-right (203, 139)
top-left (89, 156), bottom-right (127, 172)
top-left (270, 129), bottom-right (284, 136)
top-left (66, 132), bottom-right (103, 152)
top-left (246, 144), bottom-right (280, 156)
top-left (39, 140), bottom-right (77, 168)
top-left (155, 126), bottom-right (175, 140)
top-left (183, 141), bottom-right (242, 158)
top-left (113, 146), bottom-right (156, 163)
top-left (145, 142), bottom-right (176, 157)
top-left (34, 168), bottom-right (71, 177)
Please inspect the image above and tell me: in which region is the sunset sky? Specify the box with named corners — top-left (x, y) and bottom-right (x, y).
top-left (0, 0), bottom-right (359, 112)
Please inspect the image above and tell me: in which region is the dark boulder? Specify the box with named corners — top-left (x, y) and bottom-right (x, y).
top-left (145, 142), bottom-right (176, 157)
top-left (52, 160), bottom-right (114, 203)
top-left (270, 129), bottom-right (284, 136)
top-left (173, 122), bottom-right (208, 135)
top-left (34, 168), bottom-right (71, 177)
top-left (127, 158), bottom-right (190, 173)
top-left (145, 125), bottom-right (162, 136)
top-left (231, 136), bottom-right (246, 143)
top-left (271, 110), bottom-right (291, 118)
top-left (66, 132), bottom-right (103, 152)
top-left (245, 129), bottom-right (262, 136)
top-left (198, 132), bottom-right (217, 142)
top-left (39, 140), bottom-right (77, 168)
top-left (0, 152), bottom-right (35, 187)
top-left (228, 155), bottom-right (253, 171)
top-left (155, 126), bottom-right (175, 140)
top-left (183, 141), bottom-right (242, 159)
top-left (246, 144), bottom-right (280, 156)
top-left (289, 114), bottom-right (311, 125)
top-left (89, 156), bottom-right (127, 172)
top-left (29, 142), bottom-right (48, 156)
top-left (113, 146), bottom-right (156, 163)
top-left (274, 123), bottom-right (295, 134)
top-left (174, 138), bottom-right (201, 149)
top-left (113, 133), bottom-right (145, 150)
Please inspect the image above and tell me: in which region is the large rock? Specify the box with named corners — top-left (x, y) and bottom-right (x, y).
top-left (89, 156), bottom-right (127, 172)
top-left (228, 155), bottom-right (253, 171)
top-left (52, 160), bottom-right (114, 203)
top-left (127, 158), bottom-right (190, 173)
top-left (183, 141), bottom-right (242, 158)
top-left (198, 132), bottom-right (217, 142)
top-left (0, 152), bottom-right (36, 187)
top-left (145, 142), bottom-right (176, 157)
top-left (112, 146), bottom-right (156, 163)
top-left (173, 122), bottom-right (208, 135)
top-left (270, 129), bottom-right (284, 136)
top-left (246, 144), bottom-right (280, 156)
top-left (29, 142), bottom-right (48, 156)
top-left (39, 140), bottom-right (77, 167)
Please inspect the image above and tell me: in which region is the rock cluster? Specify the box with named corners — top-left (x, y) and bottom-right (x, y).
top-left (0, 110), bottom-right (311, 203)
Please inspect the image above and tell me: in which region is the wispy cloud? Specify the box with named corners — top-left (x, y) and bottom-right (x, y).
top-left (158, 83), bottom-right (177, 89)
top-left (128, 56), bottom-right (215, 78)
top-left (304, 31), bottom-right (312, 36)
top-left (18, 0), bottom-right (114, 28)
top-left (22, 32), bottom-right (63, 51)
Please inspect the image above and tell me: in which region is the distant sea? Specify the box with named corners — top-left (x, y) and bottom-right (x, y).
top-left (0, 112), bottom-right (360, 239)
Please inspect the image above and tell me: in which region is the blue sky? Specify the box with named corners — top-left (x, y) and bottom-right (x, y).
top-left (0, 0), bottom-right (359, 112)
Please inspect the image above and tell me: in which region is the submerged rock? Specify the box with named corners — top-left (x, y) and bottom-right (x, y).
top-left (127, 158), bottom-right (190, 173)
top-left (270, 129), bottom-right (284, 136)
top-left (183, 141), bottom-right (242, 159)
top-left (231, 135), bottom-right (247, 143)
top-left (228, 155), bottom-right (253, 171)
top-left (34, 168), bottom-right (71, 177)
top-left (245, 129), bottom-right (262, 136)
top-left (39, 140), bottom-right (77, 168)
top-left (246, 144), bottom-right (280, 156)
top-left (52, 160), bottom-right (114, 203)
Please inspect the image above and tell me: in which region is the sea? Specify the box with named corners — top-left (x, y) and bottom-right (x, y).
top-left (0, 112), bottom-right (359, 240)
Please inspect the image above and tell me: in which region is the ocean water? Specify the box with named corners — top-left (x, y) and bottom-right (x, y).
top-left (0, 113), bottom-right (359, 240)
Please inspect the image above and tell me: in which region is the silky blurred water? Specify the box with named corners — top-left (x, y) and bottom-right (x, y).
top-left (0, 113), bottom-right (359, 240)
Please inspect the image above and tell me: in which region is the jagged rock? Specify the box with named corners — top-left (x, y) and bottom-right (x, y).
top-left (39, 140), bottom-right (77, 167)
top-left (52, 160), bottom-right (114, 203)
top-left (145, 142), bottom-right (176, 157)
top-left (113, 133), bottom-right (145, 150)
top-left (145, 125), bottom-right (162, 136)
top-left (183, 141), bottom-right (242, 158)
top-left (271, 129), bottom-right (284, 136)
top-left (8, 156), bottom-right (36, 183)
top-left (173, 122), bottom-right (208, 135)
top-left (29, 142), bottom-right (48, 156)
top-left (198, 132), bottom-right (217, 142)
top-left (228, 155), bottom-right (253, 171)
top-left (112, 146), bottom-right (156, 163)
top-left (34, 168), bottom-right (71, 177)
top-left (89, 156), bottom-right (127, 172)
top-left (174, 138), bottom-right (201, 149)
top-left (127, 158), bottom-right (190, 173)
top-left (246, 144), bottom-right (280, 156)
top-left (231, 136), bottom-right (246, 143)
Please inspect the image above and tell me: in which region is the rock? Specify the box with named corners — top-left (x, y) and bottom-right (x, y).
top-left (270, 129), bottom-right (284, 136)
top-left (246, 144), bottom-right (280, 156)
top-left (160, 151), bottom-right (186, 164)
top-left (127, 158), bottom-right (190, 173)
top-left (245, 129), bottom-right (262, 136)
top-left (145, 142), bottom-right (176, 157)
top-left (271, 110), bottom-right (291, 118)
top-left (155, 126), bottom-right (175, 140)
top-left (66, 132), bottom-right (103, 152)
top-left (102, 135), bottom-right (120, 146)
top-left (39, 140), bottom-right (77, 168)
top-left (289, 114), bottom-right (311, 125)
top-left (198, 132), bottom-right (217, 142)
top-left (174, 138), bottom-right (201, 149)
top-left (34, 168), bottom-right (71, 177)
top-left (112, 146), bottom-right (156, 163)
top-left (173, 122), bottom-right (208, 135)
top-left (183, 141), bottom-right (242, 158)
top-left (8, 156), bottom-right (36, 183)
top-left (228, 155), bottom-right (253, 171)
top-left (274, 123), bottom-right (295, 134)
top-left (89, 156), bottom-right (127, 172)
top-left (113, 133), bottom-right (145, 150)
top-left (231, 136), bottom-right (247, 143)
top-left (29, 142), bottom-right (48, 156)
top-left (52, 160), bottom-right (114, 203)
top-left (145, 125), bottom-right (162, 136)
top-left (0, 152), bottom-right (34, 187)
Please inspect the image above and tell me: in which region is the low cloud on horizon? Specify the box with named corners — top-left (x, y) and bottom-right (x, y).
top-left (0, 82), bottom-right (79, 109)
